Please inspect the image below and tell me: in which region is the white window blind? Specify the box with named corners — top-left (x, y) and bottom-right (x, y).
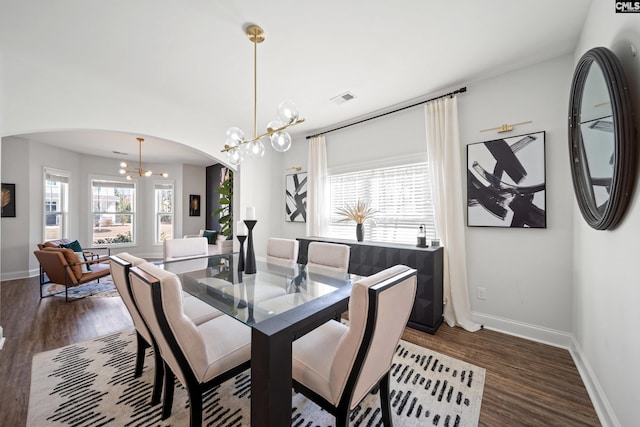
top-left (327, 162), bottom-right (436, 244)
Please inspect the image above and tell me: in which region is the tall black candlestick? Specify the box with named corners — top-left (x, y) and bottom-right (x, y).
top-left (244, 220), bottom-right (257, 274)
top-left (236, 235), bottom-right (247, 272)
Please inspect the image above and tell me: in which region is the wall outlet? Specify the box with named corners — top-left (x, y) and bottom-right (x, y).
top-left (477, 287), bottom-right (487, 300)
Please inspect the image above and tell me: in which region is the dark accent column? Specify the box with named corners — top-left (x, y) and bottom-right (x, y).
top-left (250, 328), bottom-right (292, 427)
top-left (205, 164), bottom-right (222, 231)
top-left (237, 235), bottom-right (246, 272)
top-left (244, 220), bottom-right (257, 274)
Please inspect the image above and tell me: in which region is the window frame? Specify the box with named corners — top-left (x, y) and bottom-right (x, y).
top-left (154, 180), bottom-right (174, 244)
top-left (43, 167), bottom-right (70, 242)
top-left (89, 175), bottom-right (137, 247)
top-left (326, 156), bottom-right (436, 245)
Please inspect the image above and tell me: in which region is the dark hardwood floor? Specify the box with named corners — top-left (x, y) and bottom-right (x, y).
top-left (0, 276), bottom-right (600, 426)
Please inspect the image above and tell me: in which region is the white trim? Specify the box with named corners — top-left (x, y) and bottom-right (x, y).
top-left (1, 268), bottom-right (39, 281)
top-left (0, 326), bottom-right (5, 350)
top-left (569, 337), bottom-right (620, 427)
top-left (472, 310), bottom-right (613, 427)
top-left (43, 166), bottom-right (71, 242)
top-left (154, 179), bottom-right (175, 244)
top-left (133, 251), bottom-right (163, 259)
top-left (471, 310), bottom-right (572, 348)
top-left (88, 174), bottom-right (137, 247)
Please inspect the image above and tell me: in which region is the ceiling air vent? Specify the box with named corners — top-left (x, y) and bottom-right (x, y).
top-left (330, 91), bottom-right (356, 105)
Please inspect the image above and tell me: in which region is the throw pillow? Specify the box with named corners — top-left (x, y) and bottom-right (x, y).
top-left (202, 230), bottom-right (218, 245)
top-left (62, 240), bottom-right (83, 252)
top-left (74, 252), bottom-right (91, 274)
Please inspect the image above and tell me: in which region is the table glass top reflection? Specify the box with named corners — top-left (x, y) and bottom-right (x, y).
top-left (158, 253), bottom-right (352, 326)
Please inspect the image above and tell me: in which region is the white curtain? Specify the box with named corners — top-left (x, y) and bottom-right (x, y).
top-left (307, 135), bottom-right (328, 237)
top-left (425, 97), bottom-right (480, 332)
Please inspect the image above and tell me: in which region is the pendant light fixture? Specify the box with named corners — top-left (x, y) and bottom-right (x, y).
top-left (221, 24), bottom-right (305, 166)
top-left (118, 137), bottom-right (168, 180)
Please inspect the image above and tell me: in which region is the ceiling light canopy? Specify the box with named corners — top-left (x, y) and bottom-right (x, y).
top-left (221, 24), bottom-right (305, 166)
top-left (119, 137), bottom-right (168, 180)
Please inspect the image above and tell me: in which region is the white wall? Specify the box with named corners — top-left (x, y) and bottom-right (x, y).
top-left (237, 144), bottom-right (285, 257)
top-left (570, 1), bottom-right (640, 426)
top-left (0, 3), bottom-right (635, 422)
top-left (278, 55), bottom-right (575, 341)
top-left (182, 164), bottom-right (206, 237)
top-left (0, 138), bottom-right (206, 278)
top-left (2, 138), bottom-right (37, 278)
top-left (1, 137), bottom-right (85, 278)
top-left (461, 56), bottom-right (576, 339)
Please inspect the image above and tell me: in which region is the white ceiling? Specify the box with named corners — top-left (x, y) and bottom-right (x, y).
top-left (2, 0), bottom-right (591, 166)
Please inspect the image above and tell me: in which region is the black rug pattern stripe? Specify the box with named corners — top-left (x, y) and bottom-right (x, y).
top-left (29, 330), bottom-right (485, 426)
top-left (389, 343), bottom-right (482, 426)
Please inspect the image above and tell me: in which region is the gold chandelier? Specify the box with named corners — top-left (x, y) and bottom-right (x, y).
top-left (119, 137), bottom-right (168, 180)
top-left (221, 24), bottom-right (305, 166)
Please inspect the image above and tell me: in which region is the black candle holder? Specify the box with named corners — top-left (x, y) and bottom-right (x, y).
top-left (236, 235), bottom-right (247, 272)
top-left (244, 220), bottom-right (257, 274)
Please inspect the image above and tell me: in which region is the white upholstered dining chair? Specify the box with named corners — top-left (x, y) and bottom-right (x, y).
top-left (129, 262), bottom-right (251, 427)
top-left (291, 265), bottom-right (417, 427)
top-left (110, 253), bottom-right (225, 405)
top-left (109, 253), bottom-right (163, 404)
top-left (306, 241), bottom-right (351, 274)
top-left (266, 237), bottom-right (300, 263)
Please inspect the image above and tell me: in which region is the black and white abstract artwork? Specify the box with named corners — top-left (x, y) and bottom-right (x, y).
top-left (286, 173), bottom-right (307, 222)
top-left (467, 131), bottom-right (546, 228)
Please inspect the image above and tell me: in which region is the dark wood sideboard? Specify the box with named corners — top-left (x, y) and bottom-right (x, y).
top-left (297, 237), bottom-right (443, 334)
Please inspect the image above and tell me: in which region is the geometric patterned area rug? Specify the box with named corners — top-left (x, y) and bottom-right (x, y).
top-left (44, 275), bottom-right (119, 299)
top-left (28, 329), bottom-right (485, 426)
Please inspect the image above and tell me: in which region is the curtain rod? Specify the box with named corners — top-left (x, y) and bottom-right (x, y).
top-left (306, 86), bottom-right (467, 140)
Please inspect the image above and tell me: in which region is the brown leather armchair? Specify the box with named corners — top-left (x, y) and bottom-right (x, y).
top-left (34, 247), bottom-right (111, 302)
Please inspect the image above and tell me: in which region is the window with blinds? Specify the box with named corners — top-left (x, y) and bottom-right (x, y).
top-left (91, 178), bottom-right (136, 245)
top-left (327, 162), bottom-right (436, 244)
top-left (155, 181), bottom-right (174, 243)
top-left (43, 168), bottom-right (70, 241)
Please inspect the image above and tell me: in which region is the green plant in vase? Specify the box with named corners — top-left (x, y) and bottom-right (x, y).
top-left (335, 199), bottom-right (377, 242)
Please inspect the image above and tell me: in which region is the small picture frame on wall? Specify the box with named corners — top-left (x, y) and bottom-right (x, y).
top-left (286, 173), bottom-right (307, 222)
top-left (1, 183), bottom-right (16, 218)
top-left (189, 194), bottom-right (201, 216)
top-left (467, 131), bottom-right (546, 228)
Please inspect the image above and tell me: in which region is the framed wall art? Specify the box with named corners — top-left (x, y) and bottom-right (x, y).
top-left (1, 183), bottom-right (16, 218)
top-left (285, 173), bottom-right (307, 222)
top-left (467, 131), bottom-right (546, 228)
top-left (189, 194), bottom-right (201, 216)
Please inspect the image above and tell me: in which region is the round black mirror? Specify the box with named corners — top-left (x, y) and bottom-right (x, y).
top-left (568, 47), bottom-right (636, 230)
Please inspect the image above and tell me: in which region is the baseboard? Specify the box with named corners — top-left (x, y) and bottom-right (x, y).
top-left (569, 337), bottom-right (620, 427)
top-left (1, 268), bottom-right (39, 281)
top-left (136, 252), bottom-right (162, 260)
top-left (472, 311), bottom-right (615, 427)
top-left (471, 311), bottom-right (572, 348)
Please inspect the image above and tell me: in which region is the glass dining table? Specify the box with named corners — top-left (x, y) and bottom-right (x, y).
top-left (157, 252), bottom-right (354, 427)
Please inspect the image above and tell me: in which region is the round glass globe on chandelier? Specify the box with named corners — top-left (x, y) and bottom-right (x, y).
top-left (221, 24), bottom-right (304, 166)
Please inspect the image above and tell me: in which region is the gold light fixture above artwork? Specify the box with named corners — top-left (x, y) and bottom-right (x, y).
top-left (221, 24), bottom-right (305, 166)
top-left (119, 137), bottom-right (168, 180)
